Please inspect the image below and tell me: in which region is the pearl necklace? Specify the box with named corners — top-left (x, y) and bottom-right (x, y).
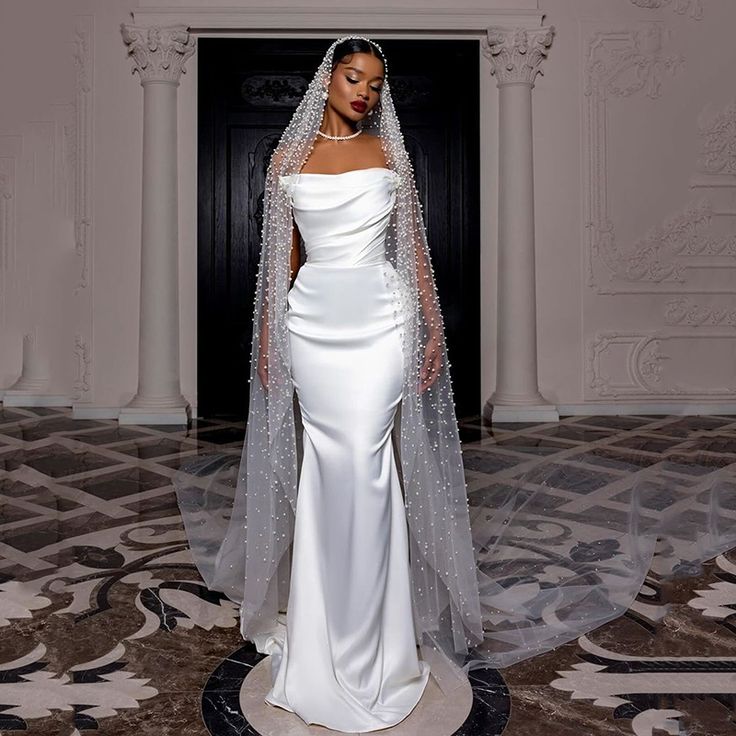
top-left (317, 129), bottom-right (363, 141)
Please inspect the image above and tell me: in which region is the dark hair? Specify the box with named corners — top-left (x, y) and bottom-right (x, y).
top-left (330, 38), bottom-right (385, 76)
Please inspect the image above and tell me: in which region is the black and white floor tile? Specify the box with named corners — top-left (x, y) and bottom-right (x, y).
top-left (0, 407), bottom-right (734, 734)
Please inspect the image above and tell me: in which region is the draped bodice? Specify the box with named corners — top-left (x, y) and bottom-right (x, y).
top-left (278, 167), bottom-right (401, 267)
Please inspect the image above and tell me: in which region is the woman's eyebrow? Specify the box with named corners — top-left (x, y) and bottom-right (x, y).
top-left (344, 65), bottom-right (384, 81)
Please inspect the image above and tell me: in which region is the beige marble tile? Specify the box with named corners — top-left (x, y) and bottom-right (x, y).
top-left (242, 655), bottom-right (473, 736)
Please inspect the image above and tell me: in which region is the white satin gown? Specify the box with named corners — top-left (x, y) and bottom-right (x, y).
top-left (262, 167), bottom-right (431, 732)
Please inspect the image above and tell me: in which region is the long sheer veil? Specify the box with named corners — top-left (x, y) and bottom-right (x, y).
top-left (175, 35), bottom-right (483, 694)
top-left (173, 35), bottom-right (736, 694)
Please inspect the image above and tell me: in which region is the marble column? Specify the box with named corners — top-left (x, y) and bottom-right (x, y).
top-left (481, 26), bottom-right (559, 424)
top-left (118, 24), bottom-right (196, 425)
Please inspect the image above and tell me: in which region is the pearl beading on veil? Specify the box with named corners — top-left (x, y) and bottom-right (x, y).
top-left (277, 175), bottom-right (295, 206)
top-left (175, 33), bottom-right (488, 699)
top-left (382, 262), bottom-right (406, 362)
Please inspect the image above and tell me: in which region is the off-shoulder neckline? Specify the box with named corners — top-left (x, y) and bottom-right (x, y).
top-left (281, 167), bottom-right (395, 178)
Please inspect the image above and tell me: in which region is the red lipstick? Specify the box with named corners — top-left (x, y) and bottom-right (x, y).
top-left (350, 100), bottom-right (367, 113)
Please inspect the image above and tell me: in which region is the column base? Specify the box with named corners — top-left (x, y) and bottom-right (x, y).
top-left (483, 397), bottom-right (559, 424)
top-left (72, 403), bottom-right (124, 420)
top-left (119, 396), bottom-right (190, 425)
top-left (1, 390), bottom-right (72, 407)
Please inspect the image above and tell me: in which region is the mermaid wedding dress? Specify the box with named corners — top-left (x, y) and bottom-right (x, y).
top-left (259, 166), bottom-right (430, 731)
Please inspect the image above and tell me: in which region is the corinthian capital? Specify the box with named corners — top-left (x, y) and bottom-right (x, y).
top-left (120, 24), bottom-right (196, 84)
top-left (481, 26), bottom-right (555, 86)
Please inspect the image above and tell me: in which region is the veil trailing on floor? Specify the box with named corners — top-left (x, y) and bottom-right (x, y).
top-left (175, 34), bottom-right (483, 694)
top-left (173, 35), bottom-right (736, 693)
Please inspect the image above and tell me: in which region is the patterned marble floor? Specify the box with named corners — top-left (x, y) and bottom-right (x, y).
top-left (1, 407), bottom-right (735, 735)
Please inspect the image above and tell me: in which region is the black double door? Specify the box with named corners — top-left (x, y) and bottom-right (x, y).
top-left (198, 38), bottom-right (480, 420)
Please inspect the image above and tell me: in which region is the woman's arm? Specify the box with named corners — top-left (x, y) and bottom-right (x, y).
top-left (405, 187), bottom-right (445, 392)
top-left (258, 215), bottom-right (300, 391)
top-left (289, 217), bottom-right (301, 288)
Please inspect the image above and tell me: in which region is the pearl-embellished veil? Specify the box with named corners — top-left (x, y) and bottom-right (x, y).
top-left (174, 35), bottom-right (484, 694)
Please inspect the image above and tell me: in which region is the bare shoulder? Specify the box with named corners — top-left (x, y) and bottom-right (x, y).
top-left (364, 133), bottom-right (389, 167)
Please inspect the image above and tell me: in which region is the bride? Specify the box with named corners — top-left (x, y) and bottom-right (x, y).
top-left (181, 34), bottom-right (484, 732)
top-left (251, 36), bottom-right (477, 731)
top-left (263, 42), bottom-right (433, 729)
top-left (174, 32), bottom-right (736, 736)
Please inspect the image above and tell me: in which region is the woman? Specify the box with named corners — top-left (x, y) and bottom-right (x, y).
top-left (177, 35), bottom-right (483, 732)
top-left (261, 40), bottom-right (433, 729)
top-left (250, 35), bottom-right (483, 730)
top-left (174, 33), bottom-right (736, 735)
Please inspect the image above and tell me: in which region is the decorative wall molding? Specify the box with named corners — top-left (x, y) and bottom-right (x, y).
top-left (664, 295), bottom-right (736, 327)
top-left (583, 23), bottom-right (687, 295)
top-left (130, 4), bottom-right (544, 31)
top-left (629, 0), bottom-right (705, 21)
top-left (0, 141), bottom-right (19, 324)
top-left (584, 32), bottom-right (736, 296)
top-left (3, 17), bottom-right (97, 406)
top-left (555, 401), bottom-right (736, 415)
top-left (696, 99), bottom-right (736, 176)
top-left (72, 18), bottom-right (93, 293)
top-left (73, 333), bottom-right (91, 401)
top-left (0, 164), bottom-right (13, 270)
top-left (584, 23), bottom-right (682, 101)
top-left (594, 197), bottom-right (723, 289)
top-left (44, 103), bottom-right (75, 224)
top-left (586, 331), bottom-right (736, 398)
top-left (582, 52), bottom-right (736, 398)
top-left (70, 15), bottom-right (95, 407)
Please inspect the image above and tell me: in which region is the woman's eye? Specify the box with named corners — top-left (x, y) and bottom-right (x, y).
top-left (346, 76), bottom-right (382, 93)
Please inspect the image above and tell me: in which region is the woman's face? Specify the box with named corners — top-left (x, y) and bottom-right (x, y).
top-left (327, 52), bottom-right (385, 121)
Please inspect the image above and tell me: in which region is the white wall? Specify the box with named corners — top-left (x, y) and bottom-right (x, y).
top-left (534, 0), bottom-right (735, 409)
top-left (0, 0), bottom-right (732, 417)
